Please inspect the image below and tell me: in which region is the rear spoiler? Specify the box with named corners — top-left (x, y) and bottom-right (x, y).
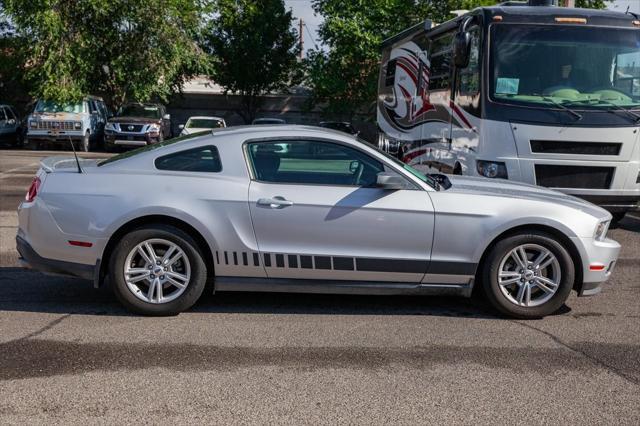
top-left (39, 156), bottom-right (99, 173)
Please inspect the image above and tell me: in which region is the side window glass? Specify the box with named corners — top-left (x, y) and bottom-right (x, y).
top-left (89, 101), bottom-right (98, 114)
top-left (458, 27), bottom-right (481, 96)
top-left (429, 32), bottom-right (454, 91)
top-left (6, 107), bottom-right (16, 120)
top-left (155, 145), bottom-right (222, 172)
top-left (385, 58), bottom-right (397, 87)
top-left (248, 140), bottom-right (388, 187)
top-left (0, 108), bottom-right (6, 121)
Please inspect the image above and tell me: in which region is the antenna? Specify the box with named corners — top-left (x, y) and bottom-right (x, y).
top-left (68, 134), bottom-right (83, 173)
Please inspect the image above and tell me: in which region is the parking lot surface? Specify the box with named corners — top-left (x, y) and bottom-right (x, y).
top-left (0, 149), bottom-right (639, 424)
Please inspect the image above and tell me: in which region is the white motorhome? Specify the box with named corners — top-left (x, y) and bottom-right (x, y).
top-left (377, 0), bottom-right (640, 222)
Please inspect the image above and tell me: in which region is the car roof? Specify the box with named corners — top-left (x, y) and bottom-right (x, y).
top-left (188, 116), bottom-right (224, 120)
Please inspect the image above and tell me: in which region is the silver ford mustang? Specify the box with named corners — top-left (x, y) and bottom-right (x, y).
top-left (16, 125), bottom-right (620, 317)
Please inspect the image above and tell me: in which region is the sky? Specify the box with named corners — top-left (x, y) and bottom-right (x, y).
top-left (285, 0), bottom-right (640, 57)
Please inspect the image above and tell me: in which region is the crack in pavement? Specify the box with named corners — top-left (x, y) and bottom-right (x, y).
top-left (4, 313), bottom-right (72, 345)
top-left (513, 320), bottom-right (639, 386)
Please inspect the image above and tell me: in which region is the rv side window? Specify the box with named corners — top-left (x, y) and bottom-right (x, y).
top-left (458, 27), bottom-right (481, 96)
top-left (385, 59), bottom-right (397, 87)
top-left (429, 32), bottom-right (454, 90)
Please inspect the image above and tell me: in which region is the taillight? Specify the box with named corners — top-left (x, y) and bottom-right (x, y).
top-left (25, 176), bottom-right (41, 202)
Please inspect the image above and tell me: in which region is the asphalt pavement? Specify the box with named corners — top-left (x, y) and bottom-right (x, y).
top-left (0, 148), bottom-right (638, 424)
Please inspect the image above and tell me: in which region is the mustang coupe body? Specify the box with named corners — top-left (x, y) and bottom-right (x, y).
top-left (17, 126), bottom-right (620, 317)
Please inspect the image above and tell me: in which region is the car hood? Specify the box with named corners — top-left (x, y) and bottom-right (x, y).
top-left (109, 116), bottom-right (160, 124)
top-left (446, 175), bottom-right (610, 219)
top-left (30, 112), bottom-right (83, 120)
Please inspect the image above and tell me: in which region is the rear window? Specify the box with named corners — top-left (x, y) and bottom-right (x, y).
top-left (155, 145), bottom-right (222, 173)
top-left (98, 132), bottom-right (209, 166)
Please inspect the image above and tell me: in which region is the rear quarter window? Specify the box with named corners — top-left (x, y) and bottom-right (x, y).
top-left (155, 145), bottom-right (222, 173)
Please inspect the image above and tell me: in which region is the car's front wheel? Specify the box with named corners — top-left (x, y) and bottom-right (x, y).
top-left (110, 225), bottom-right (208, 315)
top-left (482, 231), bottom-right (574, 319)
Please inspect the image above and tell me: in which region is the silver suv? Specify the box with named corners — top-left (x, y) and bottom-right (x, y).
top-left (26, 96), bottom-right (109, 151)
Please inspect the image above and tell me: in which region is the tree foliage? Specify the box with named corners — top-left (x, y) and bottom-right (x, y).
top-left (203, 0), bottom-right (299, 123)
top-left (0, 0), bottom-right (209, 109)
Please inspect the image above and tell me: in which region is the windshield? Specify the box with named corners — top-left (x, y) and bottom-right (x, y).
top-left (118, 104), bottom-right (161, 119)
top-left (187, 118), bottom-right (224, 129)
top-left (491, 24), bottom-right (640, 109)
top-left (35, 100), bottom-right (85, 114)
top-left (357, 138), bottom-right (439, 190)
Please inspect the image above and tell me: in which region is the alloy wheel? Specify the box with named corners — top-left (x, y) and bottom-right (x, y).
top-left (123, 238), bottom-right (191, 304)
top-left (497, 243), bottom-right (561, 307)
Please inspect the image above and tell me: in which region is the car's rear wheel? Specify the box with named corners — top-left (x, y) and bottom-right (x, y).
top-left (110, 225), bottom-right (207, 315)
top-left (482, 231), bottom-right (574, 319)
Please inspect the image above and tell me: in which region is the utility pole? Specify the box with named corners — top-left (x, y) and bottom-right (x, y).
top-left (299, 18), bottom-right (304, 60)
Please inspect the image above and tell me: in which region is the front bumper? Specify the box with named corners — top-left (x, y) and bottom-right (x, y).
top-left (16, 235), bottom-right (95, 281)
top-left (573, 236), bottom-right (621, 297)
top-left (105, 132), bottom-right (159, 147)
top-left (27, 130), bottom-right (84, 143)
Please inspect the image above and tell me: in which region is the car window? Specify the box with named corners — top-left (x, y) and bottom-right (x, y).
top-left (5, 107), bottom-right (16, 120)
top-left (155, 145), bottom-right (222, 173)
top-left (247, 140), bottom-right (398, 187)
top-left (0, 108), bottom-right (6, 121)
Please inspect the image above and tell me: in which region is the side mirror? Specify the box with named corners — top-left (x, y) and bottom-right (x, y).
top-left (453, 31), bottom-right (471, 68)
top-left (376, 172), bottom-right (406, 190)
top-left (163, 114), bottom-right (171, 120)
top-left (178, 124), bottom-right (185, 130)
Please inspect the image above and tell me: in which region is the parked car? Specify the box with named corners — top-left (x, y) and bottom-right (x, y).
top-left (319, 121), bottom-right (359, 136)
top-left (17, 126), bottom-right (619, 317)
top-left (252, 118), bottom-right (286, 125)
top-left (104, 103), bottom-right (172, 150)
top-left (26, 97), bottom-right (108, 152)
top-left (0, 104), bottom-right (22, 147)
top-left (179, 116), bottom-right (226, 136)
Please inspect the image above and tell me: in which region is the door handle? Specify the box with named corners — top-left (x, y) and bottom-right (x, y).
top-left (257, 196), bottom-right (294, 209)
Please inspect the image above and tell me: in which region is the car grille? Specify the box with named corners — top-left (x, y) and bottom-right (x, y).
top-left (36, 121), bottom-right (75, 131)
top-left (530, 140), bottom-right (621, 156)
top-left (119, 123), bottom-right (144, 132)
top-left (535, 165), bottom-right (614, 189)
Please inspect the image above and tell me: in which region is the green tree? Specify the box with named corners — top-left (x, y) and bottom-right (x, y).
top-left (574, 0), bottom-right (610, 9)
top-left (0, 0), bottom-right (209, 109)
top-left (203, 0), bottom-right (299, 123)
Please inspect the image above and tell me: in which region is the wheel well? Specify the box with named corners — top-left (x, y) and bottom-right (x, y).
top-left (98, 215), bottom-right (215, 286)
top-left (474, 224), bottom-right (584, 294)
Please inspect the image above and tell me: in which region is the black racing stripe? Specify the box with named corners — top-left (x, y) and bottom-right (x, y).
top-left (224, 251), bottom-right (229, 265)
top-left (300, 256), bottom-right (313, 269)
top-left (356, 258), bottom-right (426, 274)
top-left (333, 257), bottom-right (354, 271)
top-left (242, 252), bottom-right (248, 266)
top-left (263, 253), bottom-right (271, 267)
top-left (314, 256), bottom-right (331, 270)
top-left (233, 252), bottom-right (238, 265)
top-left (428, 261), bottom-right (477, 275)
top-left (276, 254), bottom-right (285, 268)
top-left (288, 255), bottom-right (298, 268)
top-left (253, 253), bottom-right (260, 267)
top-left (215, 251), bottom-right (220, 264)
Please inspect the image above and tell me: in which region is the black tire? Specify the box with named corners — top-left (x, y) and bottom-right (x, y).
top-left (80, 131), bottom-right (90, 152)
top-left (109, 224), bottom-right (208, 316)
top-left (482, 231), bottom-right (574, 319)
top-left (609, 212), bottom-right (626, 227)
top-left (27, 138), bottom-right (41, 150)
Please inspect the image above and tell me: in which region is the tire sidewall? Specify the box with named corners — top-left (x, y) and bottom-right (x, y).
top-left (483, 232), bottom-right (574, 319)
top-left (110, 225), bottom-right (207, 316)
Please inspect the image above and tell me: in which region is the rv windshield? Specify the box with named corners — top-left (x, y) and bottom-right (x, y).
top-left (490, 24), bottom-right (640, 110)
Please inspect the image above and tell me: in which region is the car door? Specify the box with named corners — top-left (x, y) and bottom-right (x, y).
top-left (246, 138), bottom-right (435, 283)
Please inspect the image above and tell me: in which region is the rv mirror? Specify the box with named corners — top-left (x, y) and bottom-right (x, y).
top-left (453, 31), bottom-right (471, 68)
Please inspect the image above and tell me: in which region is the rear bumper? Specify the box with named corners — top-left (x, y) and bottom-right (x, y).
top-left (16, 236), bottom-right (95, 281)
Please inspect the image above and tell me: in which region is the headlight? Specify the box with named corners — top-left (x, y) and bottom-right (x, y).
top-left (146, 123), bottom-right (161, 133)
top-left (29, 120), bottom-right (37, 129)
top-left (594, 219), bottom-right (610, 241)
top-left (476, 160), bottom-right (508, 179)
top-left (105, 122), bottom-right (117, 131)
top-left (74, 121), bottom-right (82, 130)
